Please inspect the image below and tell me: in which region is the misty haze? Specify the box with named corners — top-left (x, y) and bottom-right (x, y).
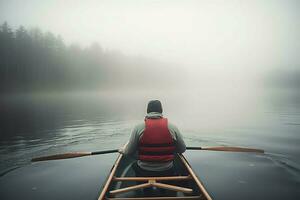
top-left (0, 1), bottom-right (299, 200)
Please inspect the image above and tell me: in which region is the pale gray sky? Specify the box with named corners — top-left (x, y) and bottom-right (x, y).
top-left (1, 0), bottom-right (299, 81)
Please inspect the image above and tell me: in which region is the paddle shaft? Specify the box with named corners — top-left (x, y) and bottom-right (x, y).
top-left (187, 146), bottom-right (264, 153)
top-left (31, 149), bottom-right (118, 162)
top-left (92, 149), bottom-right (118, 155)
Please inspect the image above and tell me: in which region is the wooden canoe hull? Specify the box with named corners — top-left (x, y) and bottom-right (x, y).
top-left (98, 154), bottom-right (212, 200)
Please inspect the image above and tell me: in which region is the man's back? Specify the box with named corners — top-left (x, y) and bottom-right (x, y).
top-left (122, 111), bottom-right (186, 171)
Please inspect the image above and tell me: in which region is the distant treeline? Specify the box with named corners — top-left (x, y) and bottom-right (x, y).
top-left (0, 22), bottom-right (182, 93)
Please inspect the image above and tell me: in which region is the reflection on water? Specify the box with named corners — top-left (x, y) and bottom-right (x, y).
top-left (0, 89), bottom-right (299, 199)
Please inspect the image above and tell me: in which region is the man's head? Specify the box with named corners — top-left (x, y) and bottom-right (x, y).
top-left (147, 100), bottom-right (163, 114)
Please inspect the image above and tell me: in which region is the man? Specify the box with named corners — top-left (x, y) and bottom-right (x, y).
top-left (120, 100), bottom-right (186, 177)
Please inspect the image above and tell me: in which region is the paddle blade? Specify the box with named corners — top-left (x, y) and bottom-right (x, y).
top-left (187, 146), bottom-right (264, 153)
top-left (31, 152), bottom-right (92, 162)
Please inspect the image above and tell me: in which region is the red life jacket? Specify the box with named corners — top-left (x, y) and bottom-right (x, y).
top-left (138, 118), bottom-right (175, 162)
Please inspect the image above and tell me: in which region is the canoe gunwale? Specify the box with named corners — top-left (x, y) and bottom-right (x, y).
top-left (98, 153), bottom-right (123, 200)
top-left (178, 154), bottom-right (212, 200)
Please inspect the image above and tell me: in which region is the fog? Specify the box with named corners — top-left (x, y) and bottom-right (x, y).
top-left (1, 0), bottom-right (299, 82)
top-left (0, 0), bottom-right (300, 132)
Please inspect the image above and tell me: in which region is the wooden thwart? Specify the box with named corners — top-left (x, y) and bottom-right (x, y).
top-left (113, 175), bottom-right (192, 182)
top-left (151, 182), bottom-right (193, 193)
top-left (107, 196), bottom-right (203, 200)
top-left (109, 179), bottom-right (193, 195)
top-left (110, 183), bottom-right (151, 195)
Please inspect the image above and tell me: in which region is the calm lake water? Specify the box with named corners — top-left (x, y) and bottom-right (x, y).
top-left (0, 89), bottom-right (299, 199)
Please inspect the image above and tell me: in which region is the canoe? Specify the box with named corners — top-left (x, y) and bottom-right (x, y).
top-left (97, 153), bottom-right (212, 200)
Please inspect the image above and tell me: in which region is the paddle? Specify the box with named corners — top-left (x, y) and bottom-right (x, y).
top-left (187, 146), bottom-right (264, 153)
top-left (31, 146), bottom-right (264, 162)
top-left (31, 149), bottom-right (119, 162)
top-left (32, 142), bottom-right (129, 162)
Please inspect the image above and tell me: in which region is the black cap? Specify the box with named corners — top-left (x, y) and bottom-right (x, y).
top-left (147, 100), bottom-right (163, 113)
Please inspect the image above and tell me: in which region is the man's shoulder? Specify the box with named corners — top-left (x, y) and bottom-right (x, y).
top-left (134, 121), bottom-right (145, 128)
top-left (167, 121), bottom-right (179, 131)
top-left (133, 122), bottom-right (145, 133)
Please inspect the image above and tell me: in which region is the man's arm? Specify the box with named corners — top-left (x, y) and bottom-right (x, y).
top-left (121, 124), bottom-right (144, 156)
top-left (169, 123), bottom-right (186, 153)
top-left (175, 130), bottom-right (186, 153)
